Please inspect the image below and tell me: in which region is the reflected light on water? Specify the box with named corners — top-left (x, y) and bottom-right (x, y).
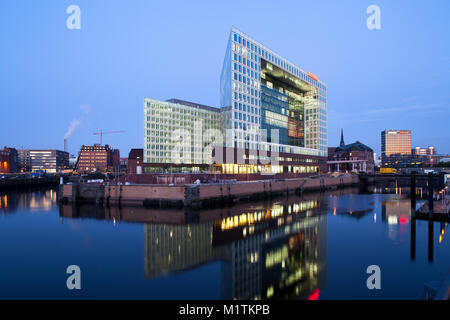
top-left (388, 216), bottom-right (398, 225)
top-left (1, 189), bottom-right (57, 213)
top-left (219, 200), bottom-right (317, 230)
top-left (2, 186), bottom-right (448, 300)
top-left (308, 289), bottom-right (320, 300)
top-left (399, 214), bottom-right (408, 225)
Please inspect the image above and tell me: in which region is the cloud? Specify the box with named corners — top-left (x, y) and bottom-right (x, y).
top-left (328, 101), bottom-right (446, 126)
top-left (367, 103), bottom-right (443, 115)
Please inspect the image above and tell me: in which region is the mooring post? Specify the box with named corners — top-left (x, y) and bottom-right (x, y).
top-left (428, 172), bottom-right (434, 217)
top-left (410, 173), bottom-right (416, 218)
top-left (410, 216), bottom-right (416, 261)
top-left (428, 220), bottom-right (434, 263)
top-left (118, 183), bottom-right (121, 206)
top-left (439, 172), bottom-right (445, 189)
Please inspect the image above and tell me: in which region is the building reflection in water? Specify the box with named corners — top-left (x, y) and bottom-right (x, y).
top-left (61, 193), bottom-right (328, 300)
top-left (381, 199), bottom-right (411, 225)
top-left (142, 195), bottom-right (327, 300)
top-left (219, 210), bottom-right (327, 300)
top-left (0, 188), bottom-right (57, 213)
top-left (56, 187), bottom-right (450, 298)
top-left (328, 191), bottom-right (375, 219)
top-left (381, 199), bottom-right (411, 245)
top-left (379, 198), bottom-right (448, 264)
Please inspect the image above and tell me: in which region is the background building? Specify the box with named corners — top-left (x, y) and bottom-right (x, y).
top-left (411, 146), bottom-right (435, 166)
top-left (76, 144), bottom-right (120, 173)
top-left (23, 149), bottom-right (69, 173)
top-left (119, 157), bottom-right (128, 172)
top-left (412, 146), bottom-right (435, 156)
top-left (69, 154), bottom-right (78, 169)
top-left (128, 148), bottom-right (143, 174)
top-left (381, 130), bottom-right (412, 168)
top-left (327, 131), bottom-right (374, 173)
top-left (0, 147), bottom-right (18, 174)
top-left (17, 149), bottom-right (31, 172)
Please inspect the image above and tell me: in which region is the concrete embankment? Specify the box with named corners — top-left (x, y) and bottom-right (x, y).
top-left (59, 175), bottom-right (359, 208)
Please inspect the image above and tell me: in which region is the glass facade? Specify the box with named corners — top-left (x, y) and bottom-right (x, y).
top-left (144, 28), bottom-right (328, 168)
top-left (28, 150), bottom-right (69, 173)
top-left (220, 27), bottom-right (327, 156)
top-left (144, 98), bottom-right (222, 164)
top-left (381, 130), bottom-right (412, 157)
top-left (381, 130), bottom-right (412, 167)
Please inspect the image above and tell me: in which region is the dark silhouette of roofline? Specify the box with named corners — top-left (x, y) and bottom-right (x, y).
top-left (336, 141), bottom-right (373, 152)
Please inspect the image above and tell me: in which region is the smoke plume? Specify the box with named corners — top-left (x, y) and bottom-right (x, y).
top-left (64, 105), bottom-right (89, 139)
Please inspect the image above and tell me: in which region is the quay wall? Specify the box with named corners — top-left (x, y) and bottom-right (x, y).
top-left (60, 175), bottom-right (358, 208)
top-left (0, 176), bottom-right (60, 190)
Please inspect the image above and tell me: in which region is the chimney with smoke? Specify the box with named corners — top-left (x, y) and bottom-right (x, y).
top-left (64, 139), bottom-right (68, 153)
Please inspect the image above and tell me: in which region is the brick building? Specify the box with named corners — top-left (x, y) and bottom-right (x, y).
top-left (76, 144), bottom-right (120, 173)
top-left (128, 148), bottom-right (144, 174)
top-left (327, 131), bottom-right (374, 173)
top-left (0, 147), bottom-right (18, 174)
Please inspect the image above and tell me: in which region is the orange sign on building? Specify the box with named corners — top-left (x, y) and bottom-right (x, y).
top-left (307, 72), bottom-right (318, 81)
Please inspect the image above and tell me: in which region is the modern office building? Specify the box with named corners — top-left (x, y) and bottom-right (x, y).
top-left (220, 28), bottom-right (327, 157)
top-left (76, 144), bottom-right (120, 173)
top-left (412, 146), bottom-right (435, 156)
top-left (381, 130), bottom-right (412, 167)
top-left (410, 146), bottom-right (447, 167)
top-left (381, 130), bottom-right (412, 158)
top-left (17, 149), bottom-right (31, 172)
top-left (23, 149), bottom-right (69, 173)
top-left (144, 98), bottom-right (222, 172)
top-left (143, 28), bottom-right (327, 175)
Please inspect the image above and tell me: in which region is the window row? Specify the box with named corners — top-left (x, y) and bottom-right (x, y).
top-left (233, 102), bottom-right (260, 115)
top-left (234, 112), bottom-right (260, 124)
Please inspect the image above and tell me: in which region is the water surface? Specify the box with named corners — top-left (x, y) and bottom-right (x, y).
top-left (0, 187), bottom-right (448, 299)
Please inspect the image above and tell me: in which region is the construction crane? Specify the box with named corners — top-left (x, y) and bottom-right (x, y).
top-left (93, 129), bottom-right (125, 145)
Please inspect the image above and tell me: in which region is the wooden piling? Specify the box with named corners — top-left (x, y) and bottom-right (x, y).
top-left (428, 172), bottom-right (434, 217)
top-left (411, 173), bottom-right (416, 218)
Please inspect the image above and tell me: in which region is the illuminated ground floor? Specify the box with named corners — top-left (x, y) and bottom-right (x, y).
top-left (141, 147), bottom-right (326, 175)
top-left (217, 164), bottom-right (318, 175)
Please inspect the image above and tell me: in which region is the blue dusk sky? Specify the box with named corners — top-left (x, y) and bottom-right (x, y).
top-left (1, 0), bottom-right (449, 157)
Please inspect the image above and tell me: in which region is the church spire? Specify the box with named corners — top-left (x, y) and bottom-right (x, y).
top-left (340, 129), bottom-right (345, 147)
